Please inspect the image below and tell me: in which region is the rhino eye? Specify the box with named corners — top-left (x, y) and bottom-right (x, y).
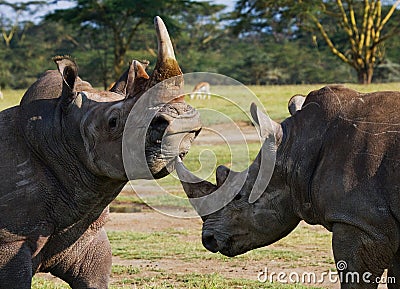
top-left (108, 117), bottom-right (118, 128)
top-left (234, 193), bottom-right (242, 201)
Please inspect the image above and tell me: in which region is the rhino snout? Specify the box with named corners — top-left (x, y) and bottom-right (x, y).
top-left (145, 104), bottom-right (201, 178)
top-left (158, 108), bottom-right (202, 137)
top-left (157, 106), bottom-right (201, 156)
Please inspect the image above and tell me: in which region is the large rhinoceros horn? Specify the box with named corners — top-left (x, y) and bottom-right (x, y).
top-left (176, 156), bottom-right (250, 217)
top-left (111, 16), bottom-right (183, 102)
top-left (175, 157), bottom-right (217, 199)
top-left (149, 16), bottom-right (182, 85)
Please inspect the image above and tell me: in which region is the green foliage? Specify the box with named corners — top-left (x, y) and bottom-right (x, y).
top-left (230, 0), bottom-right (400, 84)
top-left (1, 0), bottom-right (400, 88)
top-left (33, 270), bottom-right (324, 288)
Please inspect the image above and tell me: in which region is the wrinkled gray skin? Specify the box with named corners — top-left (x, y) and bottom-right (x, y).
top-left (0, 17), bottom-right (201, 288)
top-left (177, 85), bottom-right (400, 289)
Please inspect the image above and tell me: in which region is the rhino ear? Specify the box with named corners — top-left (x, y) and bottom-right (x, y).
top-left (288, 94), bottom-right (306, 115)
top-left (127, 60), bottom-right (150, 99)
top-left (110, 60), bottom-right (149, 98)
top-left (53, 56), bottom-right (78, 109)
top-left (250, 103), bottom-right (281, 139)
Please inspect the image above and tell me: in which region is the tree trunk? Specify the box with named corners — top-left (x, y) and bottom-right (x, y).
top-left (113, 48), bottom-right (125, 80)
top-left (356, 66), bottom-right (374, 84)
top-left (112, 29), bottom-right (126, 80)
top-left (367, 66), bottom-right (374, 84)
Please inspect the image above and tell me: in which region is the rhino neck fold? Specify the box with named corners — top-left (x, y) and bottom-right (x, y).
top-left (278, 113), bottom-right (327, 224)
top-left (21, 102), bottom-right (125, 229)
top-left (55, 153), bottom-right (125, 223)
top-left (50, 139), bottom-right (125, 228)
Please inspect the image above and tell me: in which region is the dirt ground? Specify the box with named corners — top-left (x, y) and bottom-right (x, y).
top-left (106, 212), bottom-right (337, 288)
top-left (37, 211), bottom-right (388, 288)
top-left (107, 212), bottom-right (391, 289)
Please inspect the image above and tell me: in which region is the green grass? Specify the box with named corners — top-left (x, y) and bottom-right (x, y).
top-left (32, 277), bottom-right (70, 289)
top-left (137, 272), bottom-right (324, 289)
top-left (186, 83), bottom-right (400, 122)
top-left (3, 83), bottom-right (400, 121)
top-left (112, 264), bottom-right (142, 275)
top-left (114, 194), bottom-right (144, 204)
top-left (250, 83), bottom-right (400, 119)
top-left (109, 271), bottom-right (325, 289)
top-left (33, 269), bottom-right (324, 289)
top-left (0, 89), bottom-right (25, 110)
top-left (107, 223), bottom-right (332, 265)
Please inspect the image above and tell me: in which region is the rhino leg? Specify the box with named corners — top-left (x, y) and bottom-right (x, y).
top-left (388, 251), bottom-right (400, 289)
top-left (49, 228), bottom-right (112, 289)
top-left (0, 242), bottom-right (32, 289)
top-left (332, 223), bottom-right (394, 289)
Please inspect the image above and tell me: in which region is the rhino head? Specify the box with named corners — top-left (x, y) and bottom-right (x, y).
top-left (20, 16), bottom-right (201, 182)
top-left (176, 103), bottom-right (301, 257)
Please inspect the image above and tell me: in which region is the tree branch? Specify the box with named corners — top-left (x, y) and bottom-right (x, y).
top-left (378, 0), bottom-right (400, 32)
top-left (309, 13), bottom-right (351, 65)
top-left (337, 0), bottom-right (352, 35)
top-left (125, 19), bottom-right (143, 51)
top-left (358, 0), bottom-right (370, 53)
top-left (348, 0), bottom-right (359, 42)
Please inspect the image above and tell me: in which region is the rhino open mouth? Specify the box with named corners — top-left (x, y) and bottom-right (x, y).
top-left (146, 103), bottom-right (201, 178)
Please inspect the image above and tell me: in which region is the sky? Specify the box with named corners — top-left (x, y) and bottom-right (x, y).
top-left (0, 1), bottom-right (74, 23)
top-left (210, 0), bottom-right (236, 11)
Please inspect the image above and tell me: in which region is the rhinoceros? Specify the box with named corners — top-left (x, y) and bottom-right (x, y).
top-left (0, 17), bottom-right (201, 288)
top-left (177, 85), bottom-right (400, 289)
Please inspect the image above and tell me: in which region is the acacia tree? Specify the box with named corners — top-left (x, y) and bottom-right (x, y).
top-left (0, 1), bottom-right (45, 47)
top-left (233, 0), bottom-right (400, 84)
top-left (0, 1), bottom-right (46, 88)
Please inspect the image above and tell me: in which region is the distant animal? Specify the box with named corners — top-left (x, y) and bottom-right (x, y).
top-left (0, 17), bottom-right (201, 288)
top-left (177, 85), bottom-right (400, 289)
top-left (190, 82), bottom-right (211, 99)
top-left (0, 90), bottom-right (3, 100)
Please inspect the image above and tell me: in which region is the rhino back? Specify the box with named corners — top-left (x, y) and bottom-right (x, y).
top-left (20, 70), bottom-right (93, 106)
top-left (304, 87), bottom-right (400, 230)
top-left (20, 71), bottom-right (62, 106)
